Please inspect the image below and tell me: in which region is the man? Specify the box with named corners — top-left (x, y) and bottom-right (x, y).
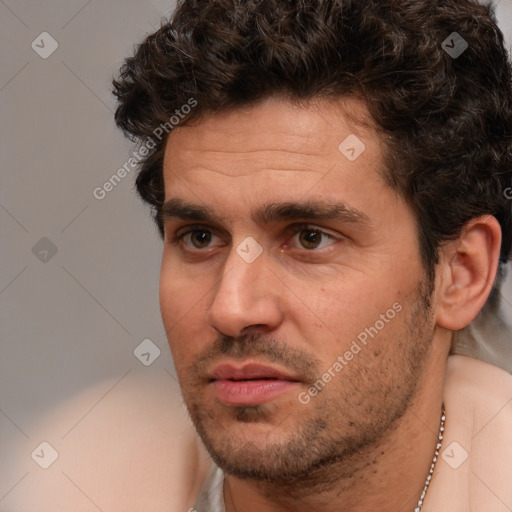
top-left (113, 0), bottom-right (512, 510)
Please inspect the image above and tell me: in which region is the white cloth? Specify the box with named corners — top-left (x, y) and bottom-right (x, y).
top-left (194, 463), bottom-right (226, 512)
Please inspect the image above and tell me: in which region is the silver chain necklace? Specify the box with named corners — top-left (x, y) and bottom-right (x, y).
top-left (224, 405), bottom-right (446, 512)
top-left (414, 405), bottom-right (446, 511)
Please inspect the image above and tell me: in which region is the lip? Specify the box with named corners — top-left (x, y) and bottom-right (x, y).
top-left (210, 362), bottom-right (300, 382)
top-left (209, 362), bottom-right (301, 406)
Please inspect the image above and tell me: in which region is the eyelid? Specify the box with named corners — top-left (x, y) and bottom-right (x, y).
top-left (170, 223), bottom-right (217, 237)
top-left (286, 223), bottom-right (342, 239)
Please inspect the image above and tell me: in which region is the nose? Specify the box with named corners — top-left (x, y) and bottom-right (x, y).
top-left (206, 245), bottom-right (284, 338)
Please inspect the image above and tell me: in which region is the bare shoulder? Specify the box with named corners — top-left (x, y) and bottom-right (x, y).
top-left (444, 354), bottom-right (512, 418)
top-left (447, 352), bottom-right (512, 396)
top-left (444, 354), bottom-right (512, 452)
top-left (432, 355), bottom-right (512, 512)
top-left (3, 369), bottom-right (209, 512)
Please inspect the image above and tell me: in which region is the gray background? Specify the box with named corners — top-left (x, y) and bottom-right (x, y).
top-left (1, 0), bottom-right (512, 510)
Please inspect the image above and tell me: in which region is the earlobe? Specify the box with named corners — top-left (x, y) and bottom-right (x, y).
top-left (435, 215), bottom-right (502, 331)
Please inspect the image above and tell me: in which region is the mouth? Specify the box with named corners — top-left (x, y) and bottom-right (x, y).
top-left (208, 362), bottom-right (302, 406)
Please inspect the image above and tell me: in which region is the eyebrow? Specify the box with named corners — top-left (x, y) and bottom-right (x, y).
top-left (160, 198), bottom-right (371, 227)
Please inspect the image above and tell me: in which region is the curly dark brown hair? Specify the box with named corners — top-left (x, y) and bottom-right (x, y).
top-left (113, 0), bottom-right (512, 281)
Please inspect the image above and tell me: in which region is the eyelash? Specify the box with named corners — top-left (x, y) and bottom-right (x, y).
top-left (170, 223), bottom-right (340, 252)
top-left (170, 225), bottom-right (220, 247)
top-left (286, 224), bottom-right (338, 249)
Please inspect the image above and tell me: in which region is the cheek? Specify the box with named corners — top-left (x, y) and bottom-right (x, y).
top-left (291, 273), bottom-right (408, 359)
top-left (159, 251), bottom-right (203, 322)
top-left (159, 262), bottom-right (211, 365)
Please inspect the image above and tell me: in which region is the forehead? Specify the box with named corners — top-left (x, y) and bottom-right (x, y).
top-left (163, 96), bottom-right (380, 176)
top-left (161, 97), bottom-right (394, 226)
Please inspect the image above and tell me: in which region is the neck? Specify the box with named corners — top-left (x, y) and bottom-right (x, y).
top-left (223, 347), bottom-right (449, 512)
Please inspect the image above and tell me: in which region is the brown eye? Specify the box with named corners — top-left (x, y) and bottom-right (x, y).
top-left (287, 225), bottom-right (340, 251)
top-left (189, 230), bottom-right (213, 248)
top-left (173, 225), bottom-right (225, 253)
top-left (299, 229), bottom-right (323, 249)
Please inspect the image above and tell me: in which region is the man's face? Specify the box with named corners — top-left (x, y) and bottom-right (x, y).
top-left (159, 97), bottom-right (436, 483)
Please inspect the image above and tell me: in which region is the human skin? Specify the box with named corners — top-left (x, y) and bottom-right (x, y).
top-left (159, 97), bottom-right (501, 511)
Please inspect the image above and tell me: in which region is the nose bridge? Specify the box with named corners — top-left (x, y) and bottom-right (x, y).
top-left (206, 241), bottom-right (282, 336)
top-left (215, 242), bottom-right (265, 306)
top-left (223, 234), bottom-right (268, 289)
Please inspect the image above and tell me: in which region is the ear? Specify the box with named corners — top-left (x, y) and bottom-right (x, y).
top-left (435, 215), bottom-right (502, 330)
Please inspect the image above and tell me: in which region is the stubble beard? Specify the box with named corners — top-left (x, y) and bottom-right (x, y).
top-left (181, 277), bottom-right (435, 491)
